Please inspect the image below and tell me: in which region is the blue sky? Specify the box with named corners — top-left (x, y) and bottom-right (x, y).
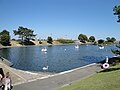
top-left (0, 0), bottom-right (120, 40)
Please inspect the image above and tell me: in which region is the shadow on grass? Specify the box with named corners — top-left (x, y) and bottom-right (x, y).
top-left (19, 41), bottom-right (35, 45)
top-left (99, 67), bottom-right (120, 73)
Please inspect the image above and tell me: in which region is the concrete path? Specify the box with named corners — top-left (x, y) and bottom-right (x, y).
top-left (12, 63), bottom-right (102, 90)
top-left (0, 59), bottom-right (51, 85)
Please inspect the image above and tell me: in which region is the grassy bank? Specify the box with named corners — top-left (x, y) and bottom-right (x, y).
top-left (0, 40), bottom-right (77, 48)
top-left (0, 40), bottom-right (63, 48)
top-left (57, 63), bottom-right (120, 90)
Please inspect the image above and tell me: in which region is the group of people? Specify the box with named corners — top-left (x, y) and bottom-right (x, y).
top-left (0, 71), bottom-right (12, 90)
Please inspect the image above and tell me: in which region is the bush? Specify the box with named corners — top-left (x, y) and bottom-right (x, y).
top-left (0, 42), bottom-right (11, 46)
top-left (47, 36), bottom-right (53, 44)
top-left (19, 40), bottom-right (35, 45)
top-left (57, 38), bottom-right (74, 44)
top-left (98, 39), bottom-right (104, 44)
top-left (31, 39), bottom-right (35, 41)
top-left (11, 39), bottom-right (16, 41)
top-left (39, 41), bottom-right (42, 44)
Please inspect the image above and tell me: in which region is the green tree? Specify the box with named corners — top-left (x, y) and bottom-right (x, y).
top-left (111, 37), bottom-right (116, 43)
top-left (89, 36), bottom-right (95, 42)
top-left (78, 34), bottom-right (88, 43)
top-left (0, 30), bottom-right (11, 46)
top-left (113, 5), bottom-right (120, 22)
top-left (98, 39), bottom-right (104, 44)
top-left (13, 26), bottom-right (36, 41)
top-left (47, 36), bottom-right (53, 44)
top-left (112, 5), bottom-right (120, 55)
top-left (106, 37), bottom-right (111, 42)
top-left (106, 37), bottom-right (116, 43)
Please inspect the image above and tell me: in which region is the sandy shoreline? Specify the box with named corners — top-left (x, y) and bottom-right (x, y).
top-left (0, 40), bottom-right (85, 49)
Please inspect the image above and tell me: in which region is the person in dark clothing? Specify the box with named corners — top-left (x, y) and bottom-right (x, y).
top-left (0, 68), bottom-right (4, 78)
top-left (0, 68), bottom-right (5, 90)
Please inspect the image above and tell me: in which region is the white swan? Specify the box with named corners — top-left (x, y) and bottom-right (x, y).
top-left (42, 66), bottom-right (48, 71)
top-left (99, 46), bottom-right (104, 49)
top-left (41, 48), bottom-right (47, 52)
top-left (75, 45), bottom-right (79, 49)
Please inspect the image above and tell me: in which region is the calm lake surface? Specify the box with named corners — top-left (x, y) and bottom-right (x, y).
top-left (0, 44), bottom-right (119, 73)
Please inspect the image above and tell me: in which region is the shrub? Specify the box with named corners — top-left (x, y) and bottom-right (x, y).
top-left (47, 36), bottom-right (53, 44)
top-left (57, 38), bottom-right (74, 44)
top-left (39, 41), bottom-right (42, 44)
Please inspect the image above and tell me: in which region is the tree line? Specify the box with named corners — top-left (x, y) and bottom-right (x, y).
top-left (0, 26), bottom-right (54, 46)
top-left (78, 33), bottom-right (116, 44)
top-left (0, 27), bottom-right (116, 46)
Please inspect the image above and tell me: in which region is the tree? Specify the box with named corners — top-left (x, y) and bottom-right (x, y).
top-left (112, 5), bottom-right (120, 56)
top-left (89, 36), bottom-right (95, 42)
top-left (98, 39), bottom-right (104, 44)
top-left (13, 26), bottom-right (36, 41)
top-left (0, 30), bottom-right (11, 46)
top-left (113, 5), bottom-right (120, 22)
top-left (47, 36), bottom-right (53, 44)
top-left (106, 37), bottom-right (116, 43)
top-left (111, 37), bottom-right (116, 42)
top-left (78, 34), bottom-right (88, 43)
top-left (106, 37), bottom-right (111, 42)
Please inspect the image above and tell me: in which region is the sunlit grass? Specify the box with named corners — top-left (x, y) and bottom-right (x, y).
top-left (57, 63), bottom-right (120, 90)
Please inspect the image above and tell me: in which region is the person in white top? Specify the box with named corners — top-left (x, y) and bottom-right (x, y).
top-left (4, 72), bottom-right (12, 90)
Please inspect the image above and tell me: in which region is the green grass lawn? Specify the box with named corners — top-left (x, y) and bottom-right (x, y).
top-left (57, 63), bottom-right (120, 90)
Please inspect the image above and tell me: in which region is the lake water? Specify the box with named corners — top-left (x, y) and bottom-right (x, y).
top-left (0, 44), bottom-right (119, 73)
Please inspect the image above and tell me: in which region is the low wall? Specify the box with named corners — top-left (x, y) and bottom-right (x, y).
top-left (0, 57), bottom-right (13, 67)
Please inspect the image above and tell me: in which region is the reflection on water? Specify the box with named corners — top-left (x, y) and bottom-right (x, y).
top-left (0, 44), bottom-right (119, 73)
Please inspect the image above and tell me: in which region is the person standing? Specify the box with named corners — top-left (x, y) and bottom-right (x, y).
top-left (4, 72), bottom-right (12, 90)
top-left (0, 74), bottom-right (3, 90)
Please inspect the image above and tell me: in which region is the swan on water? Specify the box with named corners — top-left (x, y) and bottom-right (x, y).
top-left (99, 46), bottom-right (104, 49)
top-left (42, 66), bottom-right (49, 71)
top-left (41, 48), bottom-right (47, 52)
top-left (75, 45), bottom-right (79, 49)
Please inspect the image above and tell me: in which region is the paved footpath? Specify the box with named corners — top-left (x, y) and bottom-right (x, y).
top-left (13, 63), bottom-right (102, 90)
